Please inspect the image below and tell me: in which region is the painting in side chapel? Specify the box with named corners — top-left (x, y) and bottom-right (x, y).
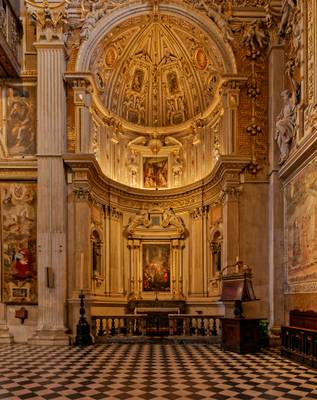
top-left (143, 243), bottom-right (170, 292)
top-left (1, 183), bottom-right (37, 304)
top-left (285, 158), bottom-right (317, 293)
top-left (6, 86), bottom-right (36, 156)
top-left (143, 157), bottom-right (168, 189)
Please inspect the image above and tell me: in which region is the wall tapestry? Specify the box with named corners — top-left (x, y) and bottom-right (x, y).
top-left (6, 85), bottom-right (36, 156)
top-left (285, 158), bottom-right (317, 293)
top-left (1, 183), bottom-right (37, 303)
top-left (143, 243), bottom-right (170, 291)
top-left (143, 157), bottom-right (168, 189)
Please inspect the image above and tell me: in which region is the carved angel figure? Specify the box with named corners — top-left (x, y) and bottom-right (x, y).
top-left (242, 20), bottom-right (268, 51)
top-left (278, 0), bottom-right (297, 38)
top-left (161, 208), bottom-right (184, 234)
top-left (127, 209), bottom-right (151, 234)
top-left (275, 90), bottom-right (296, 165)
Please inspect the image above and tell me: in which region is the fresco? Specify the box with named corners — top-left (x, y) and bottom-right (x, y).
top-left (143, 243), bottom-right (170, 292)
top-left (6, 85), bottom-right (36, 156)
top-left (143, 157), bottom-right (168, 189)
top-left (285, 158), bottom-right (317, 292)
top-left (1, 183), bottom-right (37, 303)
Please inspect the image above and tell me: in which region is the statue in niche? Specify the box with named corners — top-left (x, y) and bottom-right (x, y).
top-left (275, 90), bottom-right (296, 165)
top-left (127, 149), bottom-right (139, 187)
top-left (278, 0), bottom-right (297, 38)
top-left (132, 70), bottom-right (144, 92)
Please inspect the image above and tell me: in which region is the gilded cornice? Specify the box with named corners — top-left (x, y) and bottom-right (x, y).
top-left (63, 153), bottom-right (250, 211)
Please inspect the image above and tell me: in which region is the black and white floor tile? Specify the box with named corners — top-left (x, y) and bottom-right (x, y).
top-left (1, 343), bottom-right (317, 399)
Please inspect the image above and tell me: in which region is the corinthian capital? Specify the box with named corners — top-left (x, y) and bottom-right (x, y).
top-left (26, 0), bottom-right (68, 42)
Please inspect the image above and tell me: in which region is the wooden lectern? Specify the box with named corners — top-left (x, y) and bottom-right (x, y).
top-left (220, 261), bottom-right (261, 353)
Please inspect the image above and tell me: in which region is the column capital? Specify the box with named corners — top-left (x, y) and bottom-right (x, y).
top-left (26, 0), bottom-right (67, 42)
top-left (220, 184), bottom-right (242, 204)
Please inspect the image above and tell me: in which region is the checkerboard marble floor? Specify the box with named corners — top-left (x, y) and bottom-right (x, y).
top-left (1, 343), bottom-right (317, 400)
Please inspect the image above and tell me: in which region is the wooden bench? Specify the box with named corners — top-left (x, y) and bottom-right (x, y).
top-left (281, 310), bottom-right (317, 368)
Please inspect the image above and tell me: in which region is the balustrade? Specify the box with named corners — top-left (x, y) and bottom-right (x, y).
top-left (92, 314), bottom-right (222, 340)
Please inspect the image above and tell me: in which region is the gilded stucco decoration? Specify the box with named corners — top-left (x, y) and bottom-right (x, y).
top-left (26, 0), bottom-right (67, 41)
top-left (88, 13), bottom-right (224, 128)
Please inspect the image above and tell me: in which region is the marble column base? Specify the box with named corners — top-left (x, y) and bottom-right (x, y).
top-left (0, 327), bottom-right (13, 344)
top-left (28, 329), bottom-right (70, 346)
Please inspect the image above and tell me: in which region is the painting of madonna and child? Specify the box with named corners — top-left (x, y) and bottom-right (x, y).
top-left (143, 243), bottom-right (171, 292)
top-left (143, 157), bottom-right (168, 189)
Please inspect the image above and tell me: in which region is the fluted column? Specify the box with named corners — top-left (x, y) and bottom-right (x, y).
top-left (29, 40), bottom-right (68, 345)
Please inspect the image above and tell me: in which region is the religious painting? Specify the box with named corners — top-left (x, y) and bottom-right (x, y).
top-left (6, 85), bottom-right (36, 156)
top-left (167, 71), bottom-right (179, 94)
top-left (143, 157), bottom-right (168, 189)
top-left (1, 183), bottom-right (37, 304)
top-left (285, 158), bottom-right (317, 293)
top-left (132, 69), bottom-right (144, 92)
top-left (143, 243), bottom-right (171, 292)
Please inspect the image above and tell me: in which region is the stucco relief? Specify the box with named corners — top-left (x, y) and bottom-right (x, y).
top-left (285, 159), bottom-right (317, 293)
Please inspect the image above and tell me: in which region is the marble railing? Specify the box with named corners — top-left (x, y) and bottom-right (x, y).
top-left (0, 0), bottom-right (22, 75)
top-left (91, 314), bottom-right (223, 338)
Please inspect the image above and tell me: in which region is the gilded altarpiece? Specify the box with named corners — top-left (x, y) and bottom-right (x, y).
top-left (1, 183), bottom-right (37, 304)
top-left (127, 208), bottom-right (185, 299)
top-left (285, 158), bottom-right (317, 293)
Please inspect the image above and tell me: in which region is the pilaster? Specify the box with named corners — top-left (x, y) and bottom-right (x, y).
top-left (221, 184), bottom-right (241, 267)
top-left (28, 3), bottom-right (69, 344)
top-left (268, 45), bottom-right (286, 336)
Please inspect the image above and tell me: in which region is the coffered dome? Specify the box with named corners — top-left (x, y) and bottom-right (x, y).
top-left (89, 12), bottom-right (225, 129)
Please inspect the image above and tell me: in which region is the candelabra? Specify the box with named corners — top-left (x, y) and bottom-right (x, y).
top-left (75, 290), bottom-right (93, 346)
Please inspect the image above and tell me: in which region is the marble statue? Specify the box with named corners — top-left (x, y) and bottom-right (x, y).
top-left (275, 90), bottom-right (296, 165)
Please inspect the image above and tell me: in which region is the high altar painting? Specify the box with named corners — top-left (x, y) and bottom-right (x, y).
top-left (285, 158), bottom-right (317, 292)
top-left (143, 243), bottom-right (171, 291)
top-left (143, 157), bottom-right (168, 188)
top-left (6, 85), bottom-right (36, 156)
top-left (1, 183), bottom-right (37, 303)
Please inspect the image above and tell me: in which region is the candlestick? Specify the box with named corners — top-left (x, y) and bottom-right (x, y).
top-left (79, 252), bottom-right (84, 290)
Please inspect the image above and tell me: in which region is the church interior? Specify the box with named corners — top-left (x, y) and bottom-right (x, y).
top-left (1, 0), bottom-right (317, 398)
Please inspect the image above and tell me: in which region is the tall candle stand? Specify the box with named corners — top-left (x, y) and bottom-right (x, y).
top-left (75, 290), bottom-right (93, 346)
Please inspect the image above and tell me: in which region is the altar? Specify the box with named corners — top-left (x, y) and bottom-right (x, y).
top-left (127, 300), bottom-right (186, 336)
